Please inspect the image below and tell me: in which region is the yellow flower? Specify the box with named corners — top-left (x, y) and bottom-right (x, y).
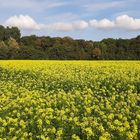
top-left (99, 136), bottom-right (107, 140)
top-left (84, 127), bottom-right (93, 136)
top-left (19, 120), bottom-right (26, 128)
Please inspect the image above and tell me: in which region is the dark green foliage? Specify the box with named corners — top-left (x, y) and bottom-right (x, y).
top-left (7, 27), bottom-right (21, 42)
top-left (0, 25), bottom-right (5, 41)
top-left (0, 41), bottom-right (9, 59)
top-left (0, 25), bottom-right (140, 60)
top-left (0, 26), bottom-right (21, 42)
top-left (16, 46), bottom-right (47, 60)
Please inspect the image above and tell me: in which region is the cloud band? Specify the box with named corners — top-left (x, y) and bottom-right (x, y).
top-left (4, 14), bottom-right (140, 32)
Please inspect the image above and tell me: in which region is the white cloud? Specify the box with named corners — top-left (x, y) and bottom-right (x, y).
top-left (89, 15), bottom-right (140, 31)
top-left (115, 15), bottom-right (140, 30)
top-left (4, 14), bottom-right (140, 32)
top-left (5, 15), bottom-right (45, 30)
top-left (4, 15), bottom-right (88, 32)
top-left (47, 22), bottom-right (73, 31)
top-left (46, 20), bottom-right (88, 31)
top-left (89, 19), bottom-right (115, 29)
top-left (73, 20), bottom-right (88, 30)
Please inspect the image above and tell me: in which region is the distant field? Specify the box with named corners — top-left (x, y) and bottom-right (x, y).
top-left (0, 61), bottom-right (140, 140)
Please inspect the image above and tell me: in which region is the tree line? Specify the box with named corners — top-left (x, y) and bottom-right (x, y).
top-left (0, 25), bottom-right (140, 60)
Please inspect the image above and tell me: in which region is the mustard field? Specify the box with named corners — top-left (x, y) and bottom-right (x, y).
top-left (0, 61), bottom-right (140, 140)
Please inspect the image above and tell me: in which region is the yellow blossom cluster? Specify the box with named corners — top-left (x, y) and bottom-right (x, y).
top-left (0, 61), bottom-right (140, 140)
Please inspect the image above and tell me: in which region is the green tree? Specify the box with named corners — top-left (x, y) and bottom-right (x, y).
top-left (7, 38), bottom-right (20, 59)
top-left (0, 41), bottom-right (8, 59)
top-left (0, 25), bottom-right (5, 41)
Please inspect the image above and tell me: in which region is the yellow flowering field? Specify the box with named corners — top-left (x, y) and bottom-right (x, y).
top-left (0, 61), bottom-right (140, 140)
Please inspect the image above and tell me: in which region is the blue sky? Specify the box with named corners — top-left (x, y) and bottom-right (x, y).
top-left (0, 0), bottom-right (140, 40)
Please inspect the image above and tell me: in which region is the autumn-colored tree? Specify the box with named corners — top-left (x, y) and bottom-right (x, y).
top-left (93, 47), bottom-right (101, 59)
